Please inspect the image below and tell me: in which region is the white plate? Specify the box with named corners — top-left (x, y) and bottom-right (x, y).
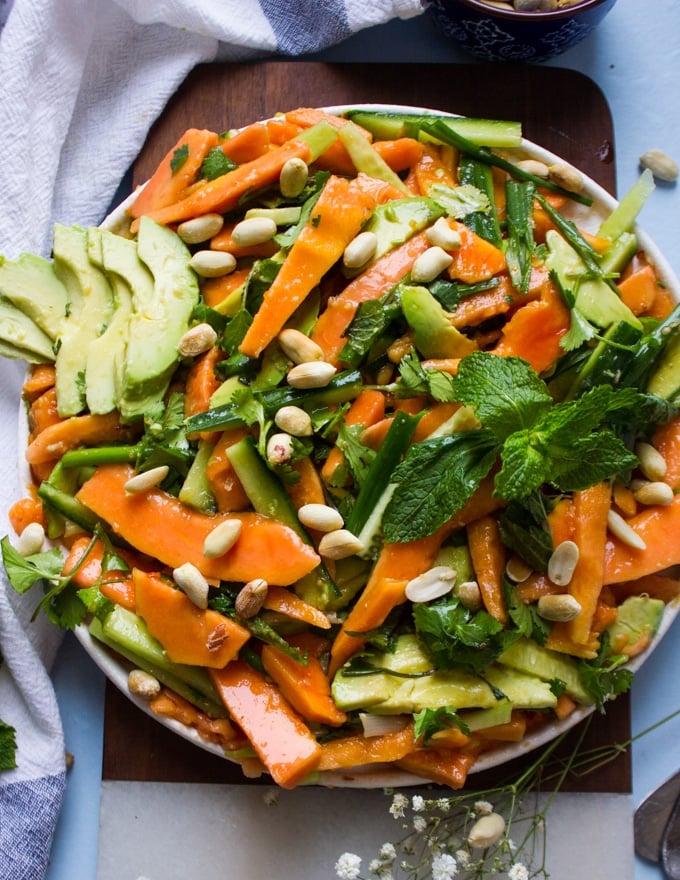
top-left (21, 103), bottom-right (680, 787)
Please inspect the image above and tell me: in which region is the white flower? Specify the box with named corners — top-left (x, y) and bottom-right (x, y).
top-left (389, 793), bottom-right (409, 818)
top-left (335, 852), bottom-right (362, 880)
top-left (412, 794), bottom-right (426, 812)
top-left (432, 852), bottom-right (458, 880)
top-left (474, 799), bottom-right (493, 815)
top-left (413, 815), bottom-right (427, 833)
top-left (508, 863), bottom-right (529, 880)
top-left (436, 797), bottom-right (452, 811)
top-left (379, 843), bottom-right (397, 863)
top-left (455, 849), bottom-right (471, 868)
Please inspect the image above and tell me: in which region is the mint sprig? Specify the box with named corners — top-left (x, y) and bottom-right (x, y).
top-left (383, 352), bottom-right (640, 542)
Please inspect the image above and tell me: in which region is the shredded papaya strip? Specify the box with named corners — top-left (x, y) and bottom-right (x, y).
top-left (317, 722), bottom-right (415, 771)
top-left (652, 414), bottom-right (680, 490)
top-left (128, 128), bottom-right (219, 219)
top-left (261, 643), bottom-right (346, 726)
top-left (447, 220), bottom-right (507, 283)
top-left (467, 514), bottom-right (508, 623)
top-left (239, 174), bottom-right (376, 358)
top-left (131, 136), bottom-right (314, 231)
top-left (310, 231), bottom-right (431, 366)
top-left (413, 143), bottom-right (457, 194)
top-left (22, 364), bottom-right (56, 401)
top-left (396, 747), bottom-right (478, 789)
top-left (219, 121), bottom-right (270, 163)
top-left (210, 660), bottom-right (322, 788)
top-left (25, 412), bottom-right (139, 465)
top-left (184, 346), bottom-right (223, 437)
top-left (262, 585), bottom-right (332, 630)
top-left (204, 428), bottom-right (251, 513)
top-left (604, 496), bottom-right (680, 584)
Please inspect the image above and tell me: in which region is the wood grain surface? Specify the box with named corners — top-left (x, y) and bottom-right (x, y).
top-left (105, 60), bottom-right (629, 792)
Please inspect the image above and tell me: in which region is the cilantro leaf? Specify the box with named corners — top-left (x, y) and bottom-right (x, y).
top-left (413, 595), bottom-right (511, 676)
top-left (396, 350), bottom-right (457, 403)
top-left (333, 422), bottom-right (376, 488)
top-left (200, 147), bottom-right (236, 181)
top-left (454, 352), bottom-right (552, 441)
top-left (429, 183), bottom-right (490, 219)
top-left (579, 633), bottom-right (633, 712)
top-left (170, 143), bottom-right (189, 174)
top-left (1, 537), bottom-right (64, 595)
top-left (414, 706), bottom-right (469, 744)
top-left (0, 719), bottom-right (17, 772)
top-left (382, 428), bottom-right (498, 543)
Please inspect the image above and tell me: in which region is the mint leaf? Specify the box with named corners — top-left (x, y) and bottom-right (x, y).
top-left (0, 719), bottom-right (17, 772)
top-left (382, 429), bottom-right (498, 543)
top-left (454, 352), bottom-right (552, 441)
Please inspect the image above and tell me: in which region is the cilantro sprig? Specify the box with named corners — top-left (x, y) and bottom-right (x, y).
top-left (383, 352), bottom-right (640, 543)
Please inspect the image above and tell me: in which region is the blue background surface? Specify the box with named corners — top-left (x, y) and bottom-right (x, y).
top-left (48, 1), bottom-right (680, 876)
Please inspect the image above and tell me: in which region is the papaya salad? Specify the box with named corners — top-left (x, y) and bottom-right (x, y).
top-left (2, 105), bottom-right (680, 790)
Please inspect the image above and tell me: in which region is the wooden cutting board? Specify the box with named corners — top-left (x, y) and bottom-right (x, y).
top-left (104, 60), bottom-right (629, 793)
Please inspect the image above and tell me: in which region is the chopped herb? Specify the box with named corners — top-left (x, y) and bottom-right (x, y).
top-left (170, 143), bottom-right (189, 174)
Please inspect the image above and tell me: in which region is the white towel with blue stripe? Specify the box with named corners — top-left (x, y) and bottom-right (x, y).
top-left (0, 0), bottom-right (423, 877)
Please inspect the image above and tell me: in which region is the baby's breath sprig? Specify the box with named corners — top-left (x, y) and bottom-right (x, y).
top-left (333, 707), bottom-right (680, 880)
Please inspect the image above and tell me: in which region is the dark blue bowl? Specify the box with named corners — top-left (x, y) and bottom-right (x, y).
top-left (423, 0), bottom-right (617, 63)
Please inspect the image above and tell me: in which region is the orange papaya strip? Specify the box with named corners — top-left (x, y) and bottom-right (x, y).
top-left (134, 569), bottom-right (250, 668)
top-left (652, 415), bottom-right (680, 490)
top-left (219, 121), bottom-right (270, 164)
top-left (618, 264), bottom-right (660, 316)
top-left (209, 220), bottom-right (279, 259)
top-left (200, 267), bottom-right (250, 310)
top-left (412, 402), bottom-right (460, 443)
top-left (262, 585), bottom-right (332, 630)
top-left (8, 496), bottom-right (45, 535)
top-left (239, 175), bottom-right (376, 358)
top-left (75, 464), bottom-right (320, 585)
top-left (396, 747), bottom-right (478, 789)
top-left (22, 364), bottom-right (56, 402)
top-left (612, 480), bottom-right (637, 518)
top-left (515, 497), bottom-right (576, 603)
top-left (310, 231), bottom-right (431, 366)
top-left (128, 128), bottom-right (219, 219)
top-left (413, 143), bottom-right (456, 195)
top-left (266, 116), bottom-right (303, 144)
top-left (184, 346), bottom-right (223, 435)
top-left (546, 483), bottom-right (611, 647)
top-left (321, 389), bottom-right (386, 485)
top-left (329, 526), bottom-right (449, 677)
top-left (554, 693), bottom-right (578, 721)
top-left (447, 221), bottom-right (507, 283)
top-left (317, 722), bottom-right (415, 771)
top-left (604, 496), bottom-right (680, 584)
top-left (491, 281), bottom-right (571, 374)
top-left (373, 138), bottom-right (425, 172)
top-left (467, 514), bottom-right (508, 623)
top-left (131, 137), bottom-right (313, 230)
top-left (204, 428), bottom-right (251, 512)
top-left (474, 713), bottom-right (527, 743)
top-left (284, 455), bottom-right (326, 510)
top-left (149, 687), bottom-right (245, 749)
top-left (261, 643), bottom-right (346, 727)
top-left (285, 107), bottom-right (372, 137)
top-left (210, 660), bottom-right (322, 788)
top-left (25, 412), bottom-right (138, 466)
top-left (28, 387), bottom-right (62, 437)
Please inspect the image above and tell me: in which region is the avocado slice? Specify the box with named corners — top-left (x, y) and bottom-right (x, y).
top-left (401, 284), bottom-right (476, 359)
top-left (0, 252), bottom-right (68, 340)
top-left (120, 216), bottom-right (199, 420)
top-left (52, 224), bottom-right (115, 416)
top-left (0, 296), bottom-right (56, 363)
top-left (606, 595), bottom-right (665, 655)
top-left (545, 230), bottom-right (642, 332)
top-left (498, 636), bottom-right (590, 704)
top-left (84, 228), bottom-right (135, 414)
top-left (358, 197), bottom-right (445, 270)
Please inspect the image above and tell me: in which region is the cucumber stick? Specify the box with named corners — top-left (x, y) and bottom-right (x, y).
top-left (89, 606), bottom-right (228, 718)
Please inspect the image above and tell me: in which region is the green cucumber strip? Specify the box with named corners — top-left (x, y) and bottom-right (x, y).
top-left (345, 409), bottom-right (420, 536)
top-left (597, 169), bottom-right (655, 241)
top-left (38, 481), bottom-right (101, 535)
top-left (89, 607), bottom-right (228, 718)
top-left (599, 232), bottom-right (638, 277)
top-left (421, 119), bottom-right (593, 207)
top-left (186, 369), bottom-right (363, 434)
top-left (345, 110), bottom-right (522, 148)
top-left (60, 445), bottom-right (139, 469)
top-left (295, 120), bottom-right (339, 162)
top-left (338, 121), bottom-right (409, 195)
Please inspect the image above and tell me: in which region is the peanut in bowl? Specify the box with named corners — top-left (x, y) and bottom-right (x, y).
top-left (422, 0), bottom-right (618, 62)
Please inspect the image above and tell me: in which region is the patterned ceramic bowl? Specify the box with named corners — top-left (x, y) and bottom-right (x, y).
top-left (423, 0), bottom-right (617, 63)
